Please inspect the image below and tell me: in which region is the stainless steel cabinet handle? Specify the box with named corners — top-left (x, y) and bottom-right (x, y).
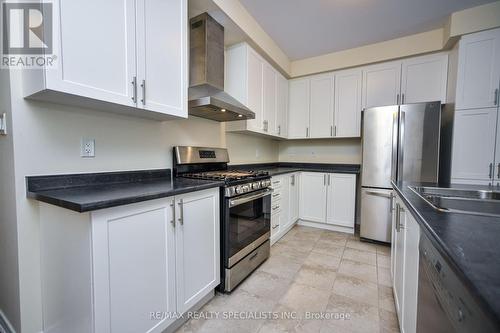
top-left (334, 125), bottom-right (337, 136)
top-left (272, 225), bottom-right (279, 230)
top-left (131, 76), bottom-right (137, 103)
top-left (170, 200), bottom-right (175, 227)
top-left (330, 125), bottom-right (333, 137)
top-left (140, 79), bottom-right (146, 105)
top-left (278, 125), bottom-right (281, 135)
top-left (328, 174), bottom-right (331, 186)
top-left (395, 204), bottom-right (400, 232)
top-left (291, 175), bottom-right (295, 186)
top-left (402, 93), bottom-right (405, 104)
top-left (397, 93), bottom-right (400, 105)
top-left (263, 120), bottom-right (268, 132)
top-left (177, 199), bottom-right (183, 225)
top-left (495, 88), bottom-right (499, 106)
top-left (497, 163), bottom-right (500, 179)
top-left (489, 163), bottom-right (493, 179)
top-left (323, 174), bottom-right (327, 185)
top-left (306, 127), bottom-right (309, 137)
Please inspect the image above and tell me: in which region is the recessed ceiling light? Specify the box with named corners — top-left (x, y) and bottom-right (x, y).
top-left (238, 114), bottom-right (243, 118)
top-left (221, 109), bottom-right (226, 112)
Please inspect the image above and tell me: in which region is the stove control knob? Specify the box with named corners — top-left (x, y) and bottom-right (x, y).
top-left (235, 185), bottom-right (243, 194)
top-left (242, 184), bottom-right (250, 193)
top-left (253, 182), bottom-right (261, 189)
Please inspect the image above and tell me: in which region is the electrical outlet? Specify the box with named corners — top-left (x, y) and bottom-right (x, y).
top-left (81, 138), bottom-right (95, 157)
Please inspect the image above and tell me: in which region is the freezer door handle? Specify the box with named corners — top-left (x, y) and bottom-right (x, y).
top-left (365, 190), bottom-right (393, 198)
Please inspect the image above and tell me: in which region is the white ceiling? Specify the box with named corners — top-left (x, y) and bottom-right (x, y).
top-left (239, 0), bottom-right (496, 60)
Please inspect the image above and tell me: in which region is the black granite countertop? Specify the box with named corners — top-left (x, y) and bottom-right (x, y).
top-left (392, 181), bottom-right (500, 328)
top-left (231, 162), bottom-right (360, 176)
top-left (26, 169), bottom-right (223, 212)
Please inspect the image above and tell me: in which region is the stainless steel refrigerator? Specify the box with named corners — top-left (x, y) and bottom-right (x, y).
top-left (360, 102), bottom-right (443, 243)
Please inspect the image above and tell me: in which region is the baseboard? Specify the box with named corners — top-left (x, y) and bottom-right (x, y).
top-left (297, 220), bottom-right (354, 234)
top-left (0, 310), bottom-right (16, 333)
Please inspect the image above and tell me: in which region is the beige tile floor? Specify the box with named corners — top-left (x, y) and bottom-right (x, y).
top-left (177, 225), bottom-right (400, 333)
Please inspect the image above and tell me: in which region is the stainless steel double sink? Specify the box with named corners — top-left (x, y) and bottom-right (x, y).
top-left (409, 186), bottom-right (500, 217)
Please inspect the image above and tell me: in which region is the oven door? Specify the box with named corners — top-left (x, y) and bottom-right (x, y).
top-left (224, 188), bottom-right (272, 267)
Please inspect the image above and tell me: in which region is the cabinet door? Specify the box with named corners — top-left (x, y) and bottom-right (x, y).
top-left (175, 188), bottom-right (220, 313)
top-left (247, 48), bottom-right (264, 131)
top-left (402, 213), bottom-right (420, 333)
top-left (289, 173), bottom-right (300, 224)
top-left (46, 0), bottom-right (137, 107)
top-left (92, 198), bottom-right (176, 333)
top-left (310, 74), bottom-right (334, 138)
top-left (327, 174), bottom-right (356, 228)
top-left (276, 73), bottom-right (289, 137)
top-left (263, 63), bottom-right (277, 135)
top-left (390, 194), bottom-right (397, 280)
top-left (334, 69), bottom-right (362, 137)
top-left (299, 172), bottom-right (327, 223)
top-left (288, 78), bottom-right (311, 138)
top-left (362, 61), bottom-right (402, 109)
top-left (401, 53), bottom-right (448, 104)
top-left (451, 108), bottom-right (497, 185)
top-left (456, 28), bottom-right (500, 110)
top-left (136, 0), bottom-right (187, 117)
top-left (393, 201), bottom-right (406, 325)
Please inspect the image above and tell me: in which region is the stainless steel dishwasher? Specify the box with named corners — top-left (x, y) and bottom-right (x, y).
top-left (417, 234), bottom-right (497, 333)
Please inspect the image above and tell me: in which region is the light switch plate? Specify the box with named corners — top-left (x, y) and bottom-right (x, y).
top-left (0, 113), bottom-right (7, 135)
top-left (81, 138), bottom-right (95, 157)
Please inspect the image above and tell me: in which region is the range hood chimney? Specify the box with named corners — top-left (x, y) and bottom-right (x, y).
top-left (188, 13), bottom-right (255, 122)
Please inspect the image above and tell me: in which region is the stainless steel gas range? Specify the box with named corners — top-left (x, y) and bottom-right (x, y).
top-left (173, 146), bottom-right (272, 292)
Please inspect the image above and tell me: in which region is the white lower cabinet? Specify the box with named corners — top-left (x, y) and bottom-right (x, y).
top-left (270, 172), bottom-right (301, 244)
top-left (40, 188), bottom-right (220, 333)
top-left (392, 193), bottom-right (420, 333)
top-left (299, 172), bottom-right (356, 232)
top-left (174, 190), bottom-right (220, 313)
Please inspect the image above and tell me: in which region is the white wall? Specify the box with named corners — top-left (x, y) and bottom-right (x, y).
top-left (0, 69), bottom-right (21, 332)
top-left (279, 139), bottom-right (362, 164)
top-left (226, 132), bottom-right (279, 164)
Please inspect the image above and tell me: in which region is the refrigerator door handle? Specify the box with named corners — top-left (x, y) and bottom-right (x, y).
top-left (397, 111), bottom-right (405, 182)
top-left (391, 110), bottom-right (399, 182)
top-left (365, 190), bottom-right (393, 198)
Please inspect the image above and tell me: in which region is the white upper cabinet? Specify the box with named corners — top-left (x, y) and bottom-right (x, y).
top-left (24, 0), bottom-right (187, 120)
top-left (401, 53), bottom-right (448, 104)
top-left (288, 78), bottom-right (311, 138)
top-left (136, 0), bottom-right (187, 117)
top-left (456, 28), bottom-right (500, 110)
top-left (451, 108), bottom-right (498, 185)
top-left (276, 73), bottom-right (289, 137)
top-left (247, 48), bottom-right (265, 131)
top-left (263, 63), bottom-right (277, 134)
top-left (362, 61), bottom-right (402, 109)
top-left (309, 73), bottom-right (334, 138)
top-left (226, 42), bottom-right (288, 137)
top-left (334, 68), bottom-right (362, 137)
top-left (326, 174), bottom-right (356, 228)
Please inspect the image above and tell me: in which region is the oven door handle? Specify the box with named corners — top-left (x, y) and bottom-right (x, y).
top-left (229, 189), bottom-right (273, 208)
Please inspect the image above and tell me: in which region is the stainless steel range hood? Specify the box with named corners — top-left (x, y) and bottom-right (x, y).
top-left (188, 13), bottom-right (255, 122)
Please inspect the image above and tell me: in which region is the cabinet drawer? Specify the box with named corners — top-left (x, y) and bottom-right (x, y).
top-left (271, 191), bottom-right (282, 202)
top-left (271, 204), bottom-right (281, 214)
top-left (271, 178), bottom-right (283, 189)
